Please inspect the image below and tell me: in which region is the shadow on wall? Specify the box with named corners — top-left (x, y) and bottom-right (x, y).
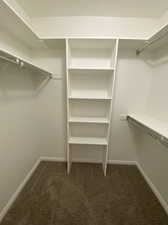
top-left (127, 123), bottom-right (146, 150)
top-left (0, 59), bottom-right (50, 101)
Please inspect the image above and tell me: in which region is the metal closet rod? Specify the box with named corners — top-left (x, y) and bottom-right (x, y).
top-left (127, 116), bottom-right (168, 148)
top-left (136, 29), bottom-right (168, 55)
top-left (0, 55), bottom-right (20, 66)
top-left (0, 53), bottom-right (52, 78)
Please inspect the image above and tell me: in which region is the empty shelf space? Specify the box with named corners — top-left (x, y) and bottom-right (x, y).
top-left (69, 137), bottom-right (108, 145)
top-left (70, 123), bottom-right (108, 138)
top-left (69, 117), bottom-right (109, 124)
top-left (69, 100), bottom-right (110, 119)
top-left (68, 39), bottom-right (117, 69)
top-left (68, 69), bottom-right (113, 100)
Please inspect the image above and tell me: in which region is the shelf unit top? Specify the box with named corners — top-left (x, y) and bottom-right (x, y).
top-left (69, 137), bottom-right (108, 145)
top-left (68, 39), bottom-right (116, 49)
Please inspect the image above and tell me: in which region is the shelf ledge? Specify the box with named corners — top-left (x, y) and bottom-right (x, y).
top-left (68, 66), bottom-right (115, 71)
top-left (69, 137), bottom-right (108, 145)
top-left (69, 95), bottom-right (112, 100)
top-left (127, 113), bottom-right (168, 145)
top-left (69, 117), bottom-right (109, 124)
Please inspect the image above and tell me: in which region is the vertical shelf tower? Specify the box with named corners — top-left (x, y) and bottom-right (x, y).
top-left (66, 39), bottom-right (119, 175)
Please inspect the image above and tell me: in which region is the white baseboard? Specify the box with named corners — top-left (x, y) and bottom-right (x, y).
top-left (40, 156), bottom-right (66, 162)
top-left (40, 157), bottom-right (137, 165)
top-left (108, 160), bottom-right (137, 165)
top-left (0, 156), bottom-right (167, 222)
top-left (0, 158), bottom-right (41, 223)
top-left (136, 162), bottom-right (168, 215)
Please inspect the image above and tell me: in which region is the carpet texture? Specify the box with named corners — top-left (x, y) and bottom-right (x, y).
top-left (1, 162), bottom-right (168, 225)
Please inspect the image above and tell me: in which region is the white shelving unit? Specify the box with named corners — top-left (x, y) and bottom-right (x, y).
top-left (66, 39), bottom-right (119, 175)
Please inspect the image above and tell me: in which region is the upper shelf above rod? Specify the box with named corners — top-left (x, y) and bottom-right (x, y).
top-left (0, 54), bottom-right (20, 66)
top-left (136, 24), bottom-right (168, 55)
top-left (0, 49), bottom-right (52, 78)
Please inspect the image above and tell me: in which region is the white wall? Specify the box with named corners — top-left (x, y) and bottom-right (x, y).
top-left (0, 30), bottom-right (66, 213)
top-left (147, 63), bottom-right (168, 121)
top-left (135, 61), bottom-right (168, 204)
top-left (35, 76), bottom-right (67, 159)
top-left (0, 60), bottom-right (45, 212)
top-left (109, 48), bottom-right (152, 161)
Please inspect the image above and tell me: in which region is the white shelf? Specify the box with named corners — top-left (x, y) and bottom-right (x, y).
top-left (68, 66), bottom-right (114, 71)
top-left (128, 113), bottom-right (168, 139)
top-left (69, 117), bottom-right (109, 124)
top-left (69, 137), bottom-right (108, 145)
top-left (69, 95), bottom-right (112, 100)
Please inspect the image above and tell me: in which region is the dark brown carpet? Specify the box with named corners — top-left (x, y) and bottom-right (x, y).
top-left (1, 162), bottom-right (168, 225)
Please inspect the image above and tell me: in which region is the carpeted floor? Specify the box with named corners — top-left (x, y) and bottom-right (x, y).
top-left (1, 162), bottom-right (168, 225)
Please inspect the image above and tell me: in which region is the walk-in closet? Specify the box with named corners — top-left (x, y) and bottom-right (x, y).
top-left (0, 1), bottom-right (168, 224)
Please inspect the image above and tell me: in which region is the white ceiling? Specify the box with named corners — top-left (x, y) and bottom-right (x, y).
top-left (16, 0), bottom-right (168, 18)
